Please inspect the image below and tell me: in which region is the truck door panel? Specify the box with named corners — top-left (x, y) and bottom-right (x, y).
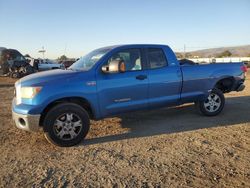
top-left (96, 48), bottom-right (148, 117)
top-left (146, 48), bottom-right (182, 108)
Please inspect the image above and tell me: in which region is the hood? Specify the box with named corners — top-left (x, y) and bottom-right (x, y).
top-left (18, 69), bottom-right (81, 86)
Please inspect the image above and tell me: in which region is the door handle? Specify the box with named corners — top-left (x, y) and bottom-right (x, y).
top-left (136, 75), bottom-right (147, 80)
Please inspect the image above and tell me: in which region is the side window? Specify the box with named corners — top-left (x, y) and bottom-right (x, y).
top-left (148, 48), bottom-right (168, 69)
top-left (107, 49), bottom-right (142, 72)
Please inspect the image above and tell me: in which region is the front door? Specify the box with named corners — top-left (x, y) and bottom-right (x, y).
top-left (96, 48), bottom-right (148, 117)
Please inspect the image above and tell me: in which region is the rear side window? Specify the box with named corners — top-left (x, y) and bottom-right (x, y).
top-left (148, 48), bottom-right (168, 69)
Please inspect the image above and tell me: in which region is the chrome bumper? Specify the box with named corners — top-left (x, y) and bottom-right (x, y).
top-left (12, 111), bottom-right (41, 132)
top-left (236, 83), bottom-right (245, 92)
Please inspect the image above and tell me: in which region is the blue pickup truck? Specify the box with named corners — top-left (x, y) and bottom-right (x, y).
top-left (12, 44), bottom-right (247, 146)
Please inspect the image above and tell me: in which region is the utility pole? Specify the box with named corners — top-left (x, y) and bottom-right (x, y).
top-left (38, 46), bottom-right (46, 59)
top-left (184, 44), bottom-right (186, 58)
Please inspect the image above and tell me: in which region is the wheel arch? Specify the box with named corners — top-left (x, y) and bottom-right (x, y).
top-left (39, 96), bottom-right (94, 127)
top-left (213, 76), bottom-right (236, 93)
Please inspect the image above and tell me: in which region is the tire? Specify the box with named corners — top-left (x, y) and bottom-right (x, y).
top-left (10, 72), bottom-right (20, 78)
top-left (196, 88), bottom-right (225, 116)
top-left (43, 103), bottom-right (90, 147)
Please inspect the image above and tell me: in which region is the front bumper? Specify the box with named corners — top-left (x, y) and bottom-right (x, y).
top-left (12, 111), bottom-right (41, 132)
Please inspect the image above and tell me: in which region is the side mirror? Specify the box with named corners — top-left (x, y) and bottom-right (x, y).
top-left (102, 60), bottom-right (126, 73)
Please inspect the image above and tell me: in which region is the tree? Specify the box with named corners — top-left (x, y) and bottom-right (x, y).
top-left (185, 53), bottom-right (193, 58)
top-left (58, 55), bottom-right (68, 61)
top-left (175, 52), bottom-right (183, 59)
top-left (216, 50), bottom-right (232, 58)
top-left (24, 54), bottom-right (31, 58)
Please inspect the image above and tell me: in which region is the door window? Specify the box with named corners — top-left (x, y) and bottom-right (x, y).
top-left (107, 49), bottom-right (142, 72)
top-left (148, 48), bottom-right (168, 69)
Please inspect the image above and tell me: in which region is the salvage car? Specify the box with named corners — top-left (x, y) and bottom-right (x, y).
top-left (0, 48), bottom-right (34, 78)
top-left (12, 44), bottom-right (247, 146)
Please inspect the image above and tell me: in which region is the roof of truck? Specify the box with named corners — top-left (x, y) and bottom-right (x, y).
top-left (101, 44), bottom-right (168, 48)
top-left (95, 44), bottom-right (169, 52)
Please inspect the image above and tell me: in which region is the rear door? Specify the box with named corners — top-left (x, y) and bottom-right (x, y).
top-left (96, 48), bottom-right (149, 117)
top-left (146, 48), bottom-right (182, 108)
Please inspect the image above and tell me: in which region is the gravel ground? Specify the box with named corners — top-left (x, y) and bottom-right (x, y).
top-left (0, 74), bottom-right (249, 187)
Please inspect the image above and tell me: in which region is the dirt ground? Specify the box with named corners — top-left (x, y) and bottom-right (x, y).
top-left (0, 76), bottom-right (17, 86)
top-left (0, 73), bottom-right (249, 187)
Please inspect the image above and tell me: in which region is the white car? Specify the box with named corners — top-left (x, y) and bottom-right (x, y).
top-left (27, 58), bottom-right (65, 71)
top-left (37, 59), bottom-right (64, 71)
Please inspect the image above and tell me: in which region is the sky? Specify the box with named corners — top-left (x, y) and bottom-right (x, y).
top-left (0, 0), bottom-right (250, 59)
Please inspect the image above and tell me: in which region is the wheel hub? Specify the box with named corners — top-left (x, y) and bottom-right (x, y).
top-left (53, 113), bottom-right (83, 140)
top-left (204, 93), bottom-right (221, 112)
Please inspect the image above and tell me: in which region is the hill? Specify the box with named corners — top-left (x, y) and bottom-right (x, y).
top-left (176, 45), bottom-right (250, 58)
top-left (189, 45), bottom-right (250, 58)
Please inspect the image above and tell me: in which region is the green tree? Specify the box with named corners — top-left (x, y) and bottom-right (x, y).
top-left (58, 55), bottom-right (68, 61)
top-left (24, 54), bottom-right (31, 58)
top-left (175, 52), bottom-right (183, 59)
top-left (216, 50), bottom-right (232, 58)
top-left (185, 53), bottom-right (193, 58)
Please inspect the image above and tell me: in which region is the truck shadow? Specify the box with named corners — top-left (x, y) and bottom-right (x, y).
top-left (82, 95), bottom-right (250, 146)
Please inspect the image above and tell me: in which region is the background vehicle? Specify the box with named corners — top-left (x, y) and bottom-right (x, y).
top-left (58, 60), bottom-right (75, 68)
top-left (0, 48), bottom-right (34, 78)
top-left (12, 44), bottom-right (247, 147)
top-left (27, 58), bottom-right (65, 71)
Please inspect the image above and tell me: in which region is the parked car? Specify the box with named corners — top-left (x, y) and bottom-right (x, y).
top-left (27, 58), bottom-right (64, 71)
top-left (0, 48), bottom-right (34, 78)
top-left (12, 44), bottom-right (247, 146)
top-left (38, 59), bottom-right (65, 71)
top-left (58, 60), bottom-right (75, 68)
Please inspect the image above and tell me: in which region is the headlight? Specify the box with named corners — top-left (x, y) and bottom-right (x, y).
top-left (20, 87), bottom-right (42, 99)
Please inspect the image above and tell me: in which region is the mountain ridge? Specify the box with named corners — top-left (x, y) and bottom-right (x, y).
top-left (178, 45), bottom-right (250, 57)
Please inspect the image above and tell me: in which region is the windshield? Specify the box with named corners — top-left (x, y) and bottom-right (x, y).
top-left (69, 48), bottom-right (110, 71)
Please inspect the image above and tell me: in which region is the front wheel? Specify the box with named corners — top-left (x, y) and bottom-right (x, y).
top-left (43, 103), bottom-right (90, 147)
top-left (196, 88), bottom-right (225, 116)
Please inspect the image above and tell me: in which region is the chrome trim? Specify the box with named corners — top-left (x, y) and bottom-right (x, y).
top-left (12, 111), bottom-right (41, 132)
top-left (86, 81), bottom-right (96, 86)
top-left (236, 84), bottom-right (245, 92)
top-left (114, 98), bottom-right (131, 102)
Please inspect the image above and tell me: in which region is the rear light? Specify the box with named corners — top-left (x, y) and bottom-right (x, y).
top-left (241, 65), bottom-right (248, 73)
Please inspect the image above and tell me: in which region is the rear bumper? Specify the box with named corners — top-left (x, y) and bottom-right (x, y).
top-left (232, 78), bottom-right (245, 92)
top-left (236, 83), bottom-right (245, 92)
top-left (12, 111), bottom-right (41, 132)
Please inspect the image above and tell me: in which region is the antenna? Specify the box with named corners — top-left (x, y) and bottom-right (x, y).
top-left (184, 44), bottom-right (186, 58)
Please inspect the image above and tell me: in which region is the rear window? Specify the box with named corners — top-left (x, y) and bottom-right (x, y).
top-left (148, 48), bottom-right (168, 69)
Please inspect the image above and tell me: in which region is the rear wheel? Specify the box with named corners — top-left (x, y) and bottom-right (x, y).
top-left (196, 88), bottom-right (225, 116)
top-left (43, 103), bottom-right (90, 147)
